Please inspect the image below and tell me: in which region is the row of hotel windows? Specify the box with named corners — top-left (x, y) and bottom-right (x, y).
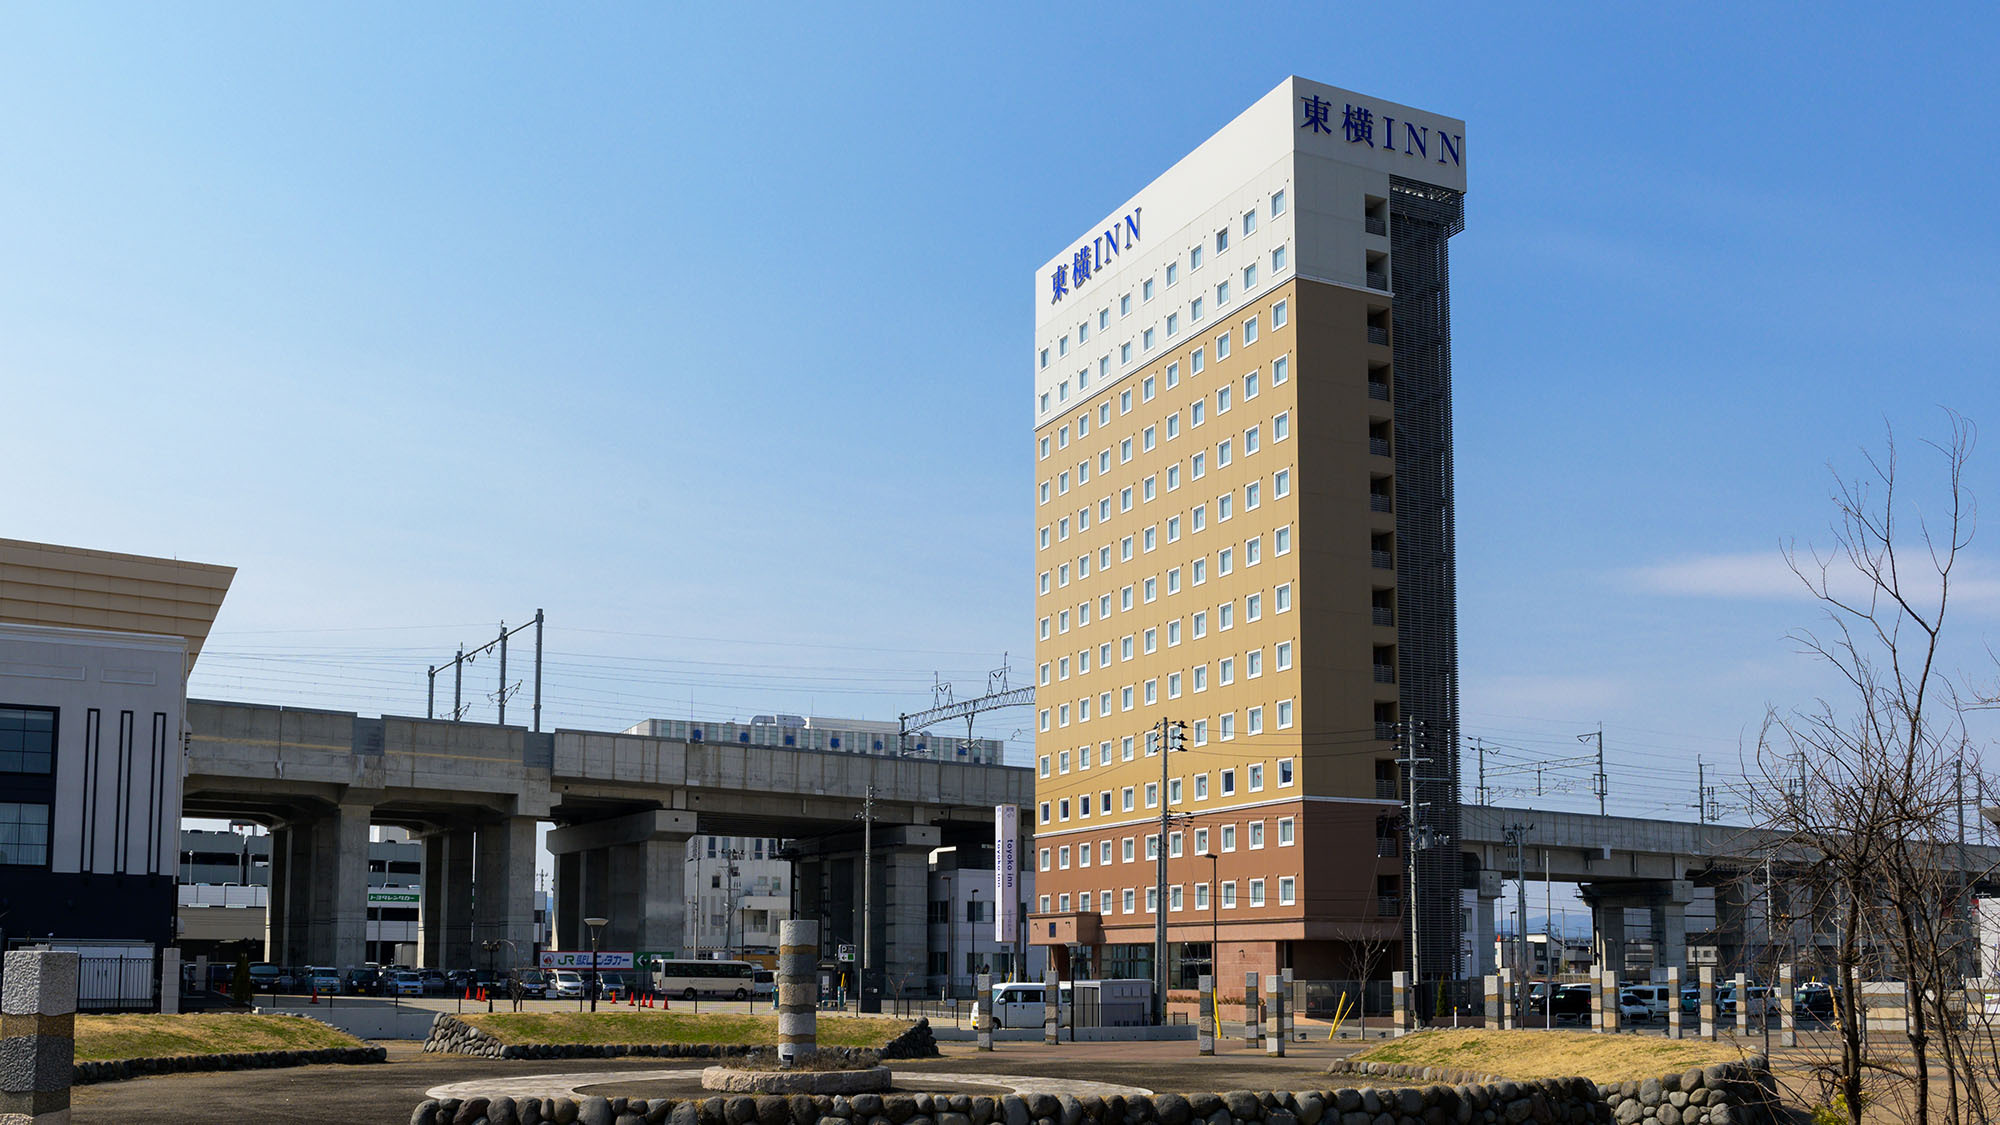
top-left (1039, 489), bottom-right (1291, 599)
top-left (1042, 750), bottom-right (1293, 788)
top-left (1039, 816), bottom-right (1296, 872)
top-left (1039, 466), bottom-right (1292, 572)
top-left (1039, 876), bottom-right (1296, 916)
top-left (1043, 619), bottom-right (1291, 689)
top-left (1042, 399), bottom-right (1288, 509)
top-left (1038, 558), bottom-right (1292, 644)
top-left (1039, 694), bottom-right (1293, 740)
top-left (1038, 190), bottom-right (1290, 392)
top-left (1039, 316), bottom-right (1287, 456)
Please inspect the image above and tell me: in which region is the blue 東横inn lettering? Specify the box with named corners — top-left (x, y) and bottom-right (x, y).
top-left (1300, 94), bottom-right (1461, 168)
top-left (1050, 209), bottom-right (1141, 305)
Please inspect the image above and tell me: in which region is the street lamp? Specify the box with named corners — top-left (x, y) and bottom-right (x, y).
top-left (968, 886), bottom-right (980, 1003)
top-left (942, 871), bottom-right (953, 1001)
top-left (584, 917), bottom-right (608, 1012)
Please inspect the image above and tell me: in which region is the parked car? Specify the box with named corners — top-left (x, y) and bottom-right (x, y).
top-left (1624, 984), bottom-right (1674, 1019)
top-left (1681, 987), bottom-right (1702, 1014)
top-left (1617, 991), bottom-right (1652, 1022)
top-left (1549, 984), bottom-right (1593, 1022)
top-left (1795, 983), bottom-right (1835, 1018)
top-left (549, 970), bottom-right (585, 999)
top-left (391, 971), bottom-right (425, 997)
top-left (307, 967), bottom-right (341, 993)
top-left (513, 970), bottom-right (550, 999)
top-left (752, 969), bottom-right (776, 999)
top-left (248, 964), bottom-right (282, 992)
top-left (1720, 984), bottom-right (1776, 1016)
top-left (419, 969), bottom-right (449, 995)
top-left (345, 967), bottom-right (381, 995)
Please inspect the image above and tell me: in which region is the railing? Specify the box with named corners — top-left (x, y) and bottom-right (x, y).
top-left (1373, 664), bottom-right (1396, 684)
top-left (1367, 325), bottom-right (1390, 346)
top-left (1369, 437), bottom-right (1391, 457)
top-left (1367, 380), bottom-right (1390, 401)
top-left (1371, 549), bottom-right (1394, 569)
top-left (1370, 494), bottom-right (1393, 513)
top-left (1366, 270), bottom-right (1388, 291)
top-left (1365, 216), bottom-right (1387, 236)
top-left (1372, 606), bottom-right (1394, 627)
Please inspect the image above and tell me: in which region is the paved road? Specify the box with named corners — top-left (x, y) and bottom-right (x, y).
top-left (71, 1038), bottom-right (1367, 1125)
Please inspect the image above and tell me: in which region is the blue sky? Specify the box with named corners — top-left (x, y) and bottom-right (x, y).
top-left (6, 4), bottom-right (1998, 826)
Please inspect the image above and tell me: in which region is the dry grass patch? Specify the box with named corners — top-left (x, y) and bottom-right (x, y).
top-left (74, 1014), bottom-right (361, 1062)
top-left (1352, 1029), bottom-right (1750, 1084)
top-left (462, 1011), bottom-right (897, 1049)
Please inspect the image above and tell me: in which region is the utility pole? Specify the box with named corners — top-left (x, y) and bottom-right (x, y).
top-left (533, 608), bottom-right (544, 733)
top-left (497, 622), bottom-right (508, 726)
top-left (1152, 717), bottom-right (1184, 1026)
top-left (453, 646), bottom-right (464, 723)
top-left (427, 666), bottom-right (436, 720)
top-left (1697, 757), bottom-right (1708, 824)
top-left (1473, 738), bottom-right (1489, 806)
top-left (1578, 725), bottom-right (1605, 816)
top-left (858, 786), bottom-right (877, 1012)
top-left (1401, 719), bottom-right (1432, 1021)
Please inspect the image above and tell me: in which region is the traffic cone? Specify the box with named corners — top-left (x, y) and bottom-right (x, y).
top-left (309, 983), bottom-right (319, 1005)
top-left (464, 985), bottom-right (473, 1001)
top-left (479, 987), bottom-right (487, 1003)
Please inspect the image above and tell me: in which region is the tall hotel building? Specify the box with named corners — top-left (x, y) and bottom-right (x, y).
top-left (1028, 77), bottom-right (1465, 989)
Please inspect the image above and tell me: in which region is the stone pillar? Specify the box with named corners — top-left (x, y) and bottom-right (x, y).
top-left (264, 824), bottom-right (291, 964)
top-left (1197, 974), bottom-right (1215, 1055)
top-left (1264, 974), bottom-right (1284, 1056)
top-left (1734, 970), bottom-right (1749, 1036)
top-left (308, 802), bottom-right (373, 969)
top-left (1392, 970), bottom-right (1409, 1037)
top-left (272, 824), bottom-right (316, 967)
top-left (1651, 886), bottom-right (1690, 978)
top-left (1474, 891), bottom-right (1501, 976)
top-left (1483, 974), bottom-right (1500, 1028)
top-left (159, 947), bottom-right (181, 1015)
top-left (473, 816), bottom-right (540, 971)
top-left (1499, 967), bottom-right (1515, 1030)
top-left (1043, 963), bottom-right (1058, 1045)
top-left (1593, 904), bottom-right (1627, 982)
top-left (1281, 968), bottom-right (1294, 1043)
top-left (1699, 966), bottom-right (1716, 1040)
top-left (1780, 963), bottom-right (1796, 1047)
top-left (1589, 963), bottom-right (1603, 1032)
top-left (777, 919), bottom-right (818, 1066)
top-left (421, 827), bottom-right (475, 969)
top-left (1667, 966), bottom-right (1682, 1040)
top-left (1244, 972), bottom-right (1260, 1045)
top-left (976, 971), bottom-right (994, 1052)
top-left (1603, 968), bottom-right (1621, 1033)
top-left (0, 949), bottom-right (77, 1125)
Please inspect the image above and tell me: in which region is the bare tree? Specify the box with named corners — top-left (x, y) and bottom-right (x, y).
top-left (1747, 413), bottom-right (1989, 1125)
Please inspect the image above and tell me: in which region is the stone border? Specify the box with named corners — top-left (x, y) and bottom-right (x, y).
top-left (699, 1065), bottom-right (891, 1094)
top-left (73, 1045), bottom-right (387, 1085)
top-left (414, 1057), bottom-right (1778, 1125)
top-left (423, 1069), bottom-right (1152, 1103)
top-left (424, 1014), bottom-right (939, 1063)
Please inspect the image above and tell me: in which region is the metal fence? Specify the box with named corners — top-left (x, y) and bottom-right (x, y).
top-left (75, 955), bottom-right (158, 1012)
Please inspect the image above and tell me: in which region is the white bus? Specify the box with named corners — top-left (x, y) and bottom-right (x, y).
top-left (644, 958), bottom-right (757, 1000)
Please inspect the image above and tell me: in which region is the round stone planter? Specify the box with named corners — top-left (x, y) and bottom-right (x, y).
top-left (700, 1066), bottom-right (892, 1094)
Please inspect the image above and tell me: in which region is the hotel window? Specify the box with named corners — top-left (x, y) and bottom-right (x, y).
top-left (1039, 571), bottom-right (1049, 595)
top-left (1119, 439), bottom-right (1133, 467)
top-left (1059, 381), bottom-right (1069, 402)
top-left (1192, 719), bottom-right (1206, 745)
top-left (1221, 768), bottom-right (1236, 795)
top-left (1276, 583), bottom-right (1292, 612)
top-left (1059, 893), bottom-right (1070, 911)
top-left (1144, 678), bottom-right (1158, 704)
top-left (1039, 617), bottom-right (1050, 640)
top-left (1245, 535), bottom-right (1260, 564)
top-left (1100, 402), bottom-right (1110, 425)
top-left (1245, 648), bottom-right (1262, 678)
top-left (1191, 401), bottom-right (1205, 428)
top-left (1191, 610), bottom-right (1206, 638)
top-left (1218, 440), bottom-right (1233, 468)
top-left (1279, 758), bottom-right (1295, 787)
top-left (1217, 386), bottom-right (1232, 414)
top-left (1221, 881), bottom-right (1237, 908)
top-left (1166, 360), bottom-right (1180, 388)
top-left (1219, 603), bottom-right (1233, 631)
top-left (1058, 563), bottom-right (1069, 587)
top-left (1143, 527), bottom-right (1157, 553)
top-left (1191, 347), bottom-right (1205, 374)
top-left (1243, 316), bottom-right (1259, 345)
top-left (1078, 321), bottom-right (1089, 344)
top-left (1121, 685), bottom-right (1133, 710)
top-left (1167, 516), bottom-right (1181, 543)
top-left (1218, 494), bottom-right (1232, 520)
top-left (1039, 848), bottom-right (1050, 870)
top-left (1145, 784), bottom-right (1159, 810)
top-left (1248, 820), bottom-right (1264, 849)
top-left (1218, 547), bottom-right (1233, 576)
top-left (1274, 469), bottom-right (1290, 498)
top-left (1142, 375), bottom-right (1155, 402)
top-left (1192, 663), bottom-right (1207, 691)
top-left (1245, 426), bottom-right (1260, 454)
top-left (1167, 671), bottom-right (1182, 700)
top-left (1039, 436), bottom-right (1050, 460)
top-left (1039, 707), bottom-right (1049, 729)
top-left (1143, 476), bottom-right (1156, 501)
top-left (1276, 641), bottom-right (1292, 670)
top-left (1077, 412), bottom-right (1089, 437)
top-left (1166, 414), bottom-right (1179, 440)
top-left (1040, 348), bottom-right (1049, 370)
top-left (1272, 355), bottom-right (1288, 384)
top-left (1279, 877), bottom-right (1295, 906)
top-left (1169, 885), bottom-right (1184, 911)
top-left (1194, 774), bottom-right (1209, 800)
top-left (1058, 516), bottom-right (1069, 539)
top-left (1215, 227), bottom-right (1229, 252)
top-left (1278, 816), bottom-right (1295, 845)
top-left (1143, 426), bottom-right (1156, 452)
top-left (1195, 883), bottom-right (1209, 911)
top-left (1058, 845), bottom-right (1070, 867)
top-left (1273, 298), bottom-right (1289, 327)
top-left (1038, 662), bottom-right (1050, 685)
top-left (1099, 356), bottom-right (1109, 378)
top-left (1099, 309), bottom-right (1109, 329)
top-left (1193, 558), bottom-right (1207, 586)
top-left (1216, 281), bottom-right (1231, 307)
top-left (1191, 246), bottom-right (1203, 270)
top-left (1245, 481), bottom-right (1261, 509)
top-left (1123, 888), bottom-right (1136, 913)
top-left (1167, 313), bottom-right (1179, 337)
top-left (1246, 593), bottom-right (1261, 621)
top-left (1099, 838), bottom-right (1112, 863)
top-left (1121, 294), bottom-right (1131, 316)
top-left (1275, 525), bottom-right (1291, 554)
top-left (1120, 388), bottom-right (1132, 414)
top-left (1077, 369), bottom-right (1088, 391)
top-left (1168, 778), bottom-right (1183, 806)
top-left (1058, 609), bottom-right (1070, 631)
top-left (1191, 452), bottom-right (1205, 479)
top-left (1221, 825), bottom-right (1236, 851)
top-left (1277, 699), bottom-right (1293, 729)
top-left (1059, 335), bottom-right (1069, 356)
top-left (1193, 504), bottom-right (1207, 532)
top-left (1272, 245), bottom-right (1288, 273)
top-left (1058, 703), bottom-right (1069, 726)
top-left (1121, 342), bottom-right (1133, 364)
top-left (1167, 464), bottom-right (1180, 490)
top-left (1040, 392), bottom-right (1050, 413)
top-left (1142, 628), bottom-right (1156, 653)
top-left (1249, 879), bottom-right (1266, 907)
top-left (1243, 209), bottom-right (1257, 235)
top-left (1192, 296), bottom-right (1205, 322)
top-left (1248, 762), bottom-right (1264, 791)
top-left (1167, 619), bottom-right (1181, 645)
top-left (1270, 189), bottom-right (1286, 216)
top-left (1142, 329), bottom-right (1155, 351)
top-left (1243, 264), bottom-right (1258, 290)
top-left (1274, 412), bottom-right (1289, 441)
top-left (1244, 370), bottom-right (1259, 400)
top-left (1144, 277), bottom-right (1156, 300)
top-left (1146, 887), bottom-right (1158, 913)
top-left (1167, 262), bottom-right (1179, 286)
top-left (1039, 482), bottom-right (1050, 505)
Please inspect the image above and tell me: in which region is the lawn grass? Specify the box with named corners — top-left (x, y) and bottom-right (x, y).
top-left (461, 1011), bottom-right (898, 1049)
top-left (1352, 1029), bottom-right (1749, 1084)
top-left (73, 1014), bottom-right (362, 1062)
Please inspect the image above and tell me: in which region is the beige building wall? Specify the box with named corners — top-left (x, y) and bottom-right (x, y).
top-left (0, 538), bottom-right (235, 670)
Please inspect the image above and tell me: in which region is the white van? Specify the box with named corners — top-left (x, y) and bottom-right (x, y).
top-left (549, 970), bottom-right (585, 999)
top-left (1623, 984), bottom-right (1674, 1019)
top-left (981, 982), bottom-right (1069, 1029)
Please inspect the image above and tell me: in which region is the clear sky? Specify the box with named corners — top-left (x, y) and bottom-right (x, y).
top-left (6, 4), bottom-right (1998, 830)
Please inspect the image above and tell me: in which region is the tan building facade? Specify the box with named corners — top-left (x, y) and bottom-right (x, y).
top-left (1028, 77), bottom-right (1467, 993)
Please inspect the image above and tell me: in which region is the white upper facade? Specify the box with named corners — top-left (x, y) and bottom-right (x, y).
top-left (1030, 76), bottom-right (1466, 427)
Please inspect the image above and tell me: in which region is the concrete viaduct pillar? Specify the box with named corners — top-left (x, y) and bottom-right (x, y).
top-left (267, 803), bottom-right (373, 968)
top-left (1472, 869), bottom-right (1502, 976)
top-left (422, 827), bottom-right (476, 969)
top-left (548, 809), bottom-right (696, 959)
top-left (882, 830), bottom-right (938, 999)
top-left (1582, 879), bottom-right (1692, 981)
top-left (473, 816), bottom-right (541, 973)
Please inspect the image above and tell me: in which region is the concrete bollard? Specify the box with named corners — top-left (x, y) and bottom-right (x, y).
top-left (1589, 963), bottom-right (1602, 1032)
top-left (1603, 969), bottom-right (1620, 1033)
top-left (1043, 965), bottom-right (1058, 1045)
top-left (1281, 968), bottom-right (1294, 1043)
top-left (1, 948), bottom-right (79, 1125)
top-left (160, 947), bottom-right (182, 1015)
top-left (1780, 963), bottom-right (1795, 1048)
top-left (776, 920), bottom-right (818, 1066)
top-left (1734, 971), bottom-right (1749, 1037)
top-left (1483, 973), bottom-right (1500, 1028)
top-left (1392, 971), bottom-right (1409, 1037)
top-left (1244, 972), bottom-right (1259, 1046)
top-left (1699, 966), bottom-right (1716, 1040)
top-left (1499, 968), bottom-right (1514, 1030)
top-left (976, 971), bottom-right (994, 1052)
top-left (1667, 966), bottom-right (1682, 1040)
top-left (1264, 974), bottom-right (1285, 1056)
top-left (1197, 974), bottom-right (1214, 1055)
